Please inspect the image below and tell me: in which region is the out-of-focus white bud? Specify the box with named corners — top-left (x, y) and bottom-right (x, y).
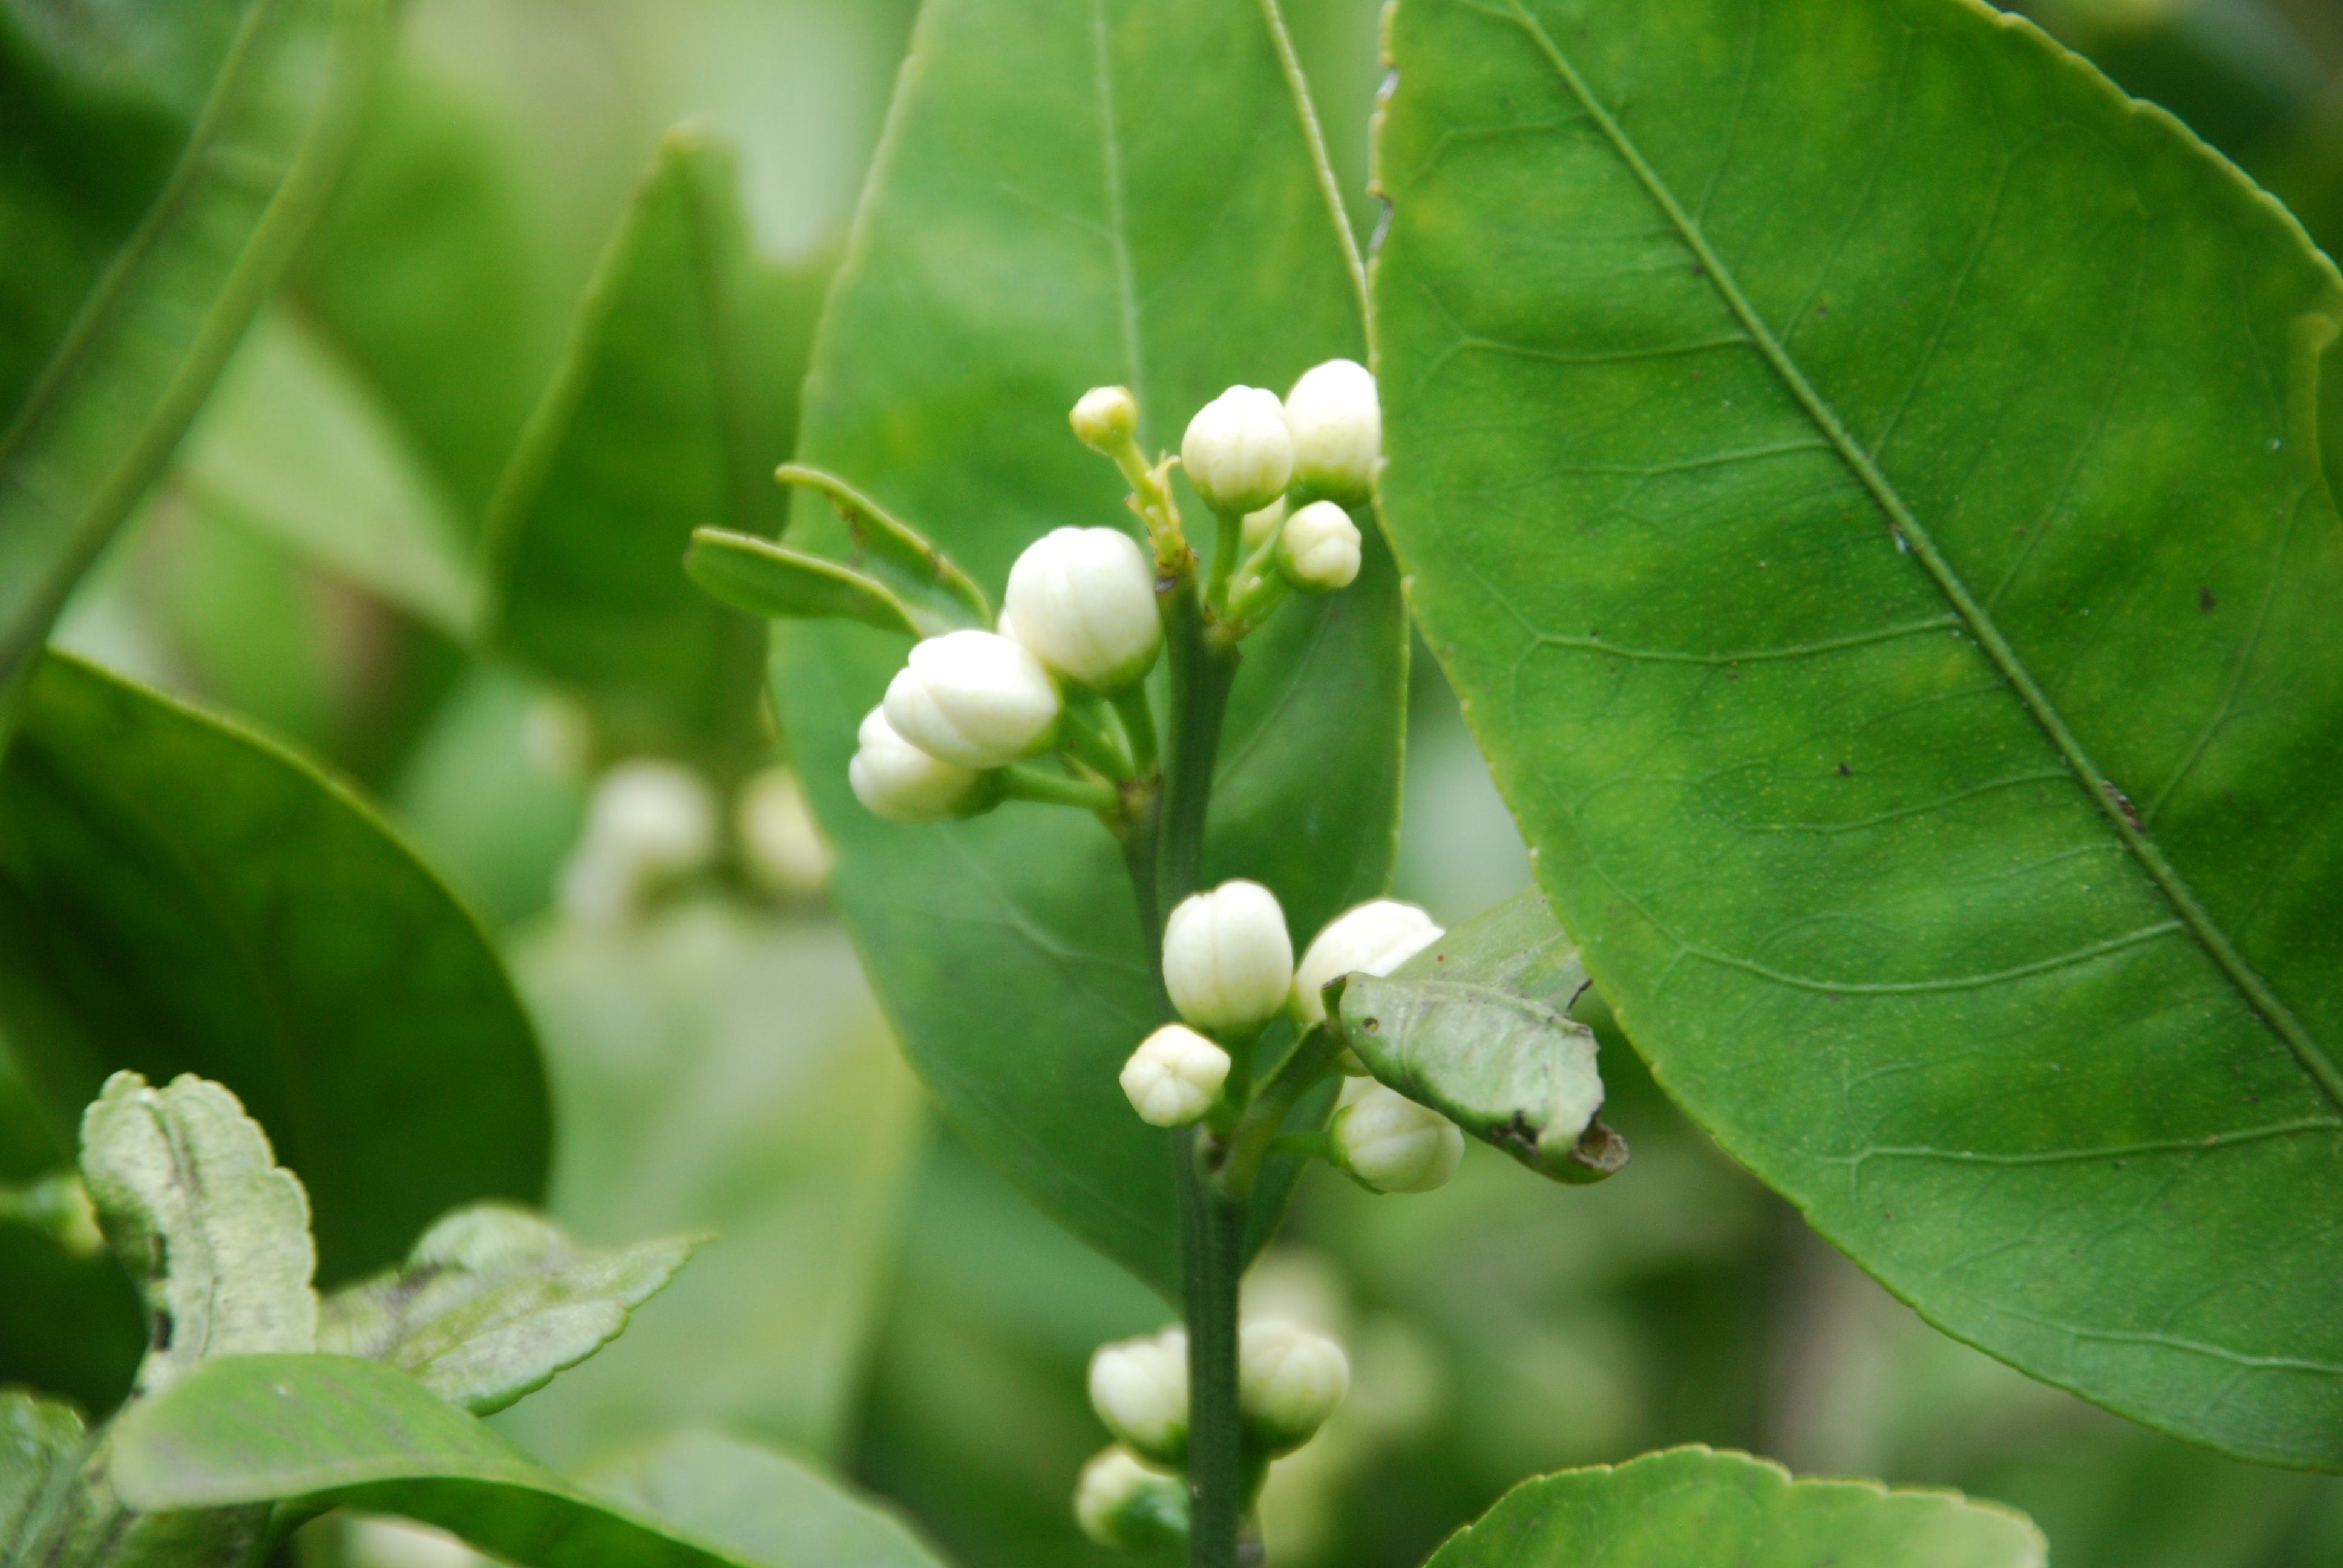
top-left (1162, 879), bottom-right (1293, 1033)
top-left (1004, 526), bottom-right (1163, 691)
top-left (1071, 385), bottom-right (1139, 454)
top-left (736, 768), bottom-right (833, 894)
top-left (849, 707), bottom-right (985, 823)
top-left (1290, 898), bottom-right (1444, 1025)
top-left (344, 1517), bottom-right (488, 1568)
top-left (586, 759), bottom-right (717, 876)
top-left (1182, 385), bottom-right (1294, 515)
top-left (883, 630), bottom-right (1061, 770)
top-left (1274, 500), bottom-right (1362, 593)
top-left (1240, 497), bottom-right (1286, 551)
top-left (1073, 1447), bottom-right (1188, 1551)
top-left (1089, 1328), bottom-right (1190, 1465)
top-left (1119, 1025), bottom-right (1232, 1127)
top-left (1332, 1078), bottom-right (1464, 1194)
top-left (1238, 1319), bottom-right (1349, 1454)
top-left (1283, 359), bottom-right (1380, 505)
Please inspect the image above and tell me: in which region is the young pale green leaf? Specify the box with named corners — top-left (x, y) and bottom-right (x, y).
top-left (0, 0), bottom-right (389, 703)
top-left (172, 308), bottom-right (480, 638)
top-left (0, 1390), bottom-right (86, 1561)
top-left (771, 466), bottom-right (991, 627)
top-left (107, 1356), bottom-right (772, 1568)
top-left (773, 0), bottom-right (1405, 1293)
top-left (319, 1203), bottom-right (699, 1416)
top-left (78, 1071), bottom-right (320, 1390)
top-left (487, 129), bottom-right (827, 775)
top-left (586, 1429), bottom-right (949, 1568)
top-left (1373, 0), bottom-right (2343, 1465)
top-left (0, 655), bottom-right (548, 1284)
top-left (494, 909), bottom-right (920, 1469)
top-left (1334, 889), bottom-right (1622, 1182)
top-left (686, 529), bottom-right (924, 636)
top-left (1427, 1447), bottom-right (2042, 1568)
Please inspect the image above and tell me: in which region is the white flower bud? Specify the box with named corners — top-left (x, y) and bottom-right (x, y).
top-left (1088, 1328), bottom-right (1189, 1465)
top-left (736, 768), bottom-right (833, 893)
top-left (848, 706), bottom-right (985, 823)
top-left (584, 759), bottom-right (716, 876)
top-left (1282, 358), bottom-right (1381, 505)
top-left (1332, 1078), bottom-right (1463, 1194)
top-left (1071, 385), bottom-right (1139, 453)
top-left (1162, 879), bottom-right (1294, 1033)
top-left (1004, 526), bottom-right (1163, 691)
top-left (1237, 1319), bottom-right (1349, 1454)
top-left (1240, 497), bottom-right (1286, 551)
top-left (1119, 1024), bottom-right (1231, 1127)
top-left (1291, 898), bottom-right (1444, 1025)
top-left (1274, 500), bottom-right (1362, 593)
top-left (883, 630), bottom-right (1061, 770)
top-left (1073, 1447), bottom-right (1188, 1551)
top-left (1181, 385), bottom-right (1293, 515)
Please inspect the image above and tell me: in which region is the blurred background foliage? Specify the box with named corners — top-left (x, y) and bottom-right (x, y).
top-left (15, 0), bottom-right (2343, 1564)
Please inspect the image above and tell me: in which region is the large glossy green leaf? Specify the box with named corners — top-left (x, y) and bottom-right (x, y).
top-left (1426, 1447), bottom-right (2042, 1568)
top-left (0, 655), bottom-right (548, 1282)
top-left (487, 129), bottom-right (825, 775)
top-left (1372, 0), bottom-right (2343, 1465)
top-left (0, 0), bottom-right (388, 699)
top-left (774, 0), bottom-right (1406, 1293)
top-left (495, 906), bottom-right (920, 1469)
top-left (108, 1356), bottom-right (775, 1568)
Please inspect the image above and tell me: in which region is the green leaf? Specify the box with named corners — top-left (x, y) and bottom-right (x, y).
top-left (1371, 0), bottom-right (2343, 1465)
top-left (171, 307), bottom-right (480, 638)
top-left (774, 0), bottom-right (1406, 1293)
top-left (586, 1429), bottom-right (949, 1568)
top-left (0, 1389), bottom-right (87, 1560)
top-left (1335, 892), bottom-right (1624, 1184)
top-left (108, 1355), bottom-right (765, 1568)
top-left (486, 128), bottom-right (827, 774)
top-left (320, 1203), bottom-right (698, 1417)
top-left (79, 1071), bottom-right (319, 1390)
top-left (0, 0), bottom-right (390, 699)
top-left (493, 906), bottom-right (921, 1469)
top-left (0, 655), bottom-right (548, 1282)
top-left (1426, 1447), bottom-right (2042, 1568)
top-left (686, 529), bottom-right (923, 636)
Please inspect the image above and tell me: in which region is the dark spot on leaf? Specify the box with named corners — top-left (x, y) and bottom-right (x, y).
top-left (2244, 1093), bottom-right (2261, 1104)
top-left (1823, 992), bottom-right (1837, 1002)
top-left (1815, 302), bottom-right (1829, 316)
top-left (2113, 1159), bottom-right (2126, 1169)
top-left (1689, 263), bottom-right (1706, 278)
top-left (152, 1309), bottom-right (174, 1352)
top-left (2198, 586), bottom-right (2217, 612)
top-left (1362, 1018), bottom-right (1380, 1034)
top-left (1835, 762), bottom-right (1850, 777)
top-left (2102, 780), bottom-right (2141, 829)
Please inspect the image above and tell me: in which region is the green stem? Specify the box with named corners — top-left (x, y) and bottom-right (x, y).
top-left (1111, 684), bottom-right (1160, 777)
top-left (1000, 766), bottom-right (1121, 813)
top-left (1158, 587), bottom-right (1239, 918)
top-left (1215, 1021), bottom-right (1345, 1200)
top-left (1205, 509), bottom-right (1244, 613)
top-left (1176, 1128), bottom-right (1249, 1568)
top-left (1141, 568), bottom-right (1248, 1568)
top-left (1060, 699), bottom-right (1135, 780)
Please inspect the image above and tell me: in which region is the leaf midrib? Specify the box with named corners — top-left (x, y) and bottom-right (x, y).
top-left (1496, 0), bottom-right (2343, 1114)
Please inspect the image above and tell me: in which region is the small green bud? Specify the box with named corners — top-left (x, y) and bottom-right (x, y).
top-left (1074, 1446), bottom-right (1190, 1552)
top-left (1072, 385), bottom-right (1140, 453)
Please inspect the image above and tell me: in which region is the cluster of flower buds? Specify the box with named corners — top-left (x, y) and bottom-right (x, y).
top-left (1115, 885), bottom-right (1469, 1197)
top-left (1076, 1318), bottom-right (1349, 1549)
top-left (847, 361), bottom-right (1381, 827)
